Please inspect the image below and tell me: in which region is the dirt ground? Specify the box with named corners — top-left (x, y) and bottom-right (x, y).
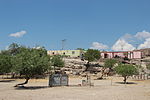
top-left (0, 76), bottom-right (150, 100)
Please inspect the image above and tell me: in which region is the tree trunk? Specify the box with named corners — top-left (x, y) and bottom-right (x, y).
top-left (85, 62), bottom-right (90, 71)
top-left (14, 77), bottom-right (30, 87)
top-left (54, 66), bottom-right (56, 73)
top-left (123, 76), bottom-right (127, 84)
top-left (11, 73), bottom-right (15, 79)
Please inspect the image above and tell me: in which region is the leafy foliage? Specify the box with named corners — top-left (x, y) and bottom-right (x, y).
top-left (115, 64), bottom-right (138, 76)
top-left (76, 48), bottom-right (85, 50)
top-left (104, 59), bottom-right (117, 68)
top-left (97, 59), bottom-right (117, 79)
top-left (14, 47), bottom-right (51, 78)
top-left (146, 63), bottom-right (150, 70)
top-left (13, 46), bottom-right (51, 86)
top-left (0, 43), bottom-right (52, 86)
top-left (84, 49), bottom-right (100, 62)
top-left (8, 43), bottom-right (20, 56)
top-left (50, 55), bottom-right (64, 69)
top-left (0, 54), bottom-right (12, 74)
top-left (83, 49), bottom-right (100, 72)
top-left (115, 64), bottom-right (138, 83)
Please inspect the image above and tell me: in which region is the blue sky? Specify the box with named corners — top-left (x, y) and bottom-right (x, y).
top-left (0, 0), bottom-right (150, 51)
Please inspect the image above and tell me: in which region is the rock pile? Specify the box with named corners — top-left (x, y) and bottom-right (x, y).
top-left (61, 58), bottom-right (87, 75)
top-left (61, 58), bottom-right (103, 76)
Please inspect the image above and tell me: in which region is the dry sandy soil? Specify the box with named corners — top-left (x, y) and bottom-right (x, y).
top-left (0, 76), bottom-right (150, 100)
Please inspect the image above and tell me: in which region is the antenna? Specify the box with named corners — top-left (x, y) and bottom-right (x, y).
top-left (135, 43), bottom-right (139, 50)
top-left (61, 39), bottom-right (66, 50)
top-left (121, 44), bottom-right (124, 51)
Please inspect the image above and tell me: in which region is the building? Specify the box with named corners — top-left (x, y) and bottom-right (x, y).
top-left (47, 50), bottom-right (85, 58)
top-left (101, 50), bottom-right (142, 59)
top-left (128, 50), bottom-right (142, 59)
top-left (48, 49), bottom-right (143, 59)
top-left (139, 48), bottom-right (150, 57)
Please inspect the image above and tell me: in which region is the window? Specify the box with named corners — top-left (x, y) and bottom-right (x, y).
top-left (72, 51), bottom-right (75, 54)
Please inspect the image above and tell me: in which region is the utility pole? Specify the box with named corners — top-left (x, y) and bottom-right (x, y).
top-left (135, 43), bottom-right (139, 50)
top-left (121, 44), bottom-right (124, 51)
top-left (61, 39), bottom-right (66, 50)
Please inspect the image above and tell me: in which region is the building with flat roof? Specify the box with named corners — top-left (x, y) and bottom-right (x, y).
top-left (48, 49), bottom-right (144, 59)
top-left (47, 50), bottom-right (85, 58)
top-left (101, 50), bottom-right (142, 59)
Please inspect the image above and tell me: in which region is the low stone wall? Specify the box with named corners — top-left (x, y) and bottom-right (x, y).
top-left (131, 74), bottom-right (150, 80)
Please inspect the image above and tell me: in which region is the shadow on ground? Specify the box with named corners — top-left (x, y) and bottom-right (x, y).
top-left (115, 82), bottom-right (137, 84)
top-left (94, 78), bottom-right (107, 80)
top-left (0, 80), bottom-right (15, 82)
top-left (15, 86), bottom-right (49, 90)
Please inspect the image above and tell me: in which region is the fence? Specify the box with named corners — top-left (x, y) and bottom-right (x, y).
top-left (49, 74), bottom-right (69, 87)
top-left (131, 74), bottom-right (150, 80)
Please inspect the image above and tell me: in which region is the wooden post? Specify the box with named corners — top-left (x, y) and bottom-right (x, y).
top-left (111, 77), bottom-right (112, 86)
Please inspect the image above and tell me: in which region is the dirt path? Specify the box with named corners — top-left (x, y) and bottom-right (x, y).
top-left (0, 77), bottom-right (150, 100)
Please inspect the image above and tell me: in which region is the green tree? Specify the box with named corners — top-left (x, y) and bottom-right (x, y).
top-left (50, 55), bottom-right (64, 73)
top-left (14, 47), bottom-right (51, 87)
top-left (76, 48), bottom-right (85, 50)
top-left (98, 59), bottom-right (117, 79)
top-left (84, 49), bottom-right (100, 62)
top-left (83, 49), bottom-right (100, 71)
top-left (8, 43), bottom-right (20, 56)
top-left (146, 63), bottom-right (150, 75)
top-left (146, 63), bottom-right (150, 70)
top-left (104, 59), bottom-right (117, 69)
top-left (0, 53), bottom-right (12, 75)
top-left (0, 43), bottom-right (22, 77)
top-left (115, 64), bottom-right (138, 84)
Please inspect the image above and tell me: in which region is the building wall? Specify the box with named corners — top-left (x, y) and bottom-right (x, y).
top-left (128, 51), bottom-right (142, 59)
top-left (140, 48), bottom-right (150, 57)
top-left (101, 52), bottom-right (127, 59)
top-left (47, 50), bottom-right (84, 57)
top-left (48, 50), bottom-right (142, 59)
top-left (101, 51), bottom-right (142, 59)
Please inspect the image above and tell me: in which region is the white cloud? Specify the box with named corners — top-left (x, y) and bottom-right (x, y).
top-left (90, 42), bottom-right (109, 50)
top-left (119, 30), bottom-right (150, 43)
top-left (111, 39), bottom-right (135, 51)
top-left (9, 30), bottom-right (27, 38)
top-left (120, 33), bottom-right (133, 41)
top-left (111, 30), bottom-right (150, 51)
top-left (135, 30), bottom-right (150, 40)
top-left (138, 38), bottom-right (150, 49)
top-left (33, 46), bottom-right (42, 49)
top-left (90, 30), bottom-right (150, 51)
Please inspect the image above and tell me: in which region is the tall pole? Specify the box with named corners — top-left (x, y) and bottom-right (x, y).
top-left (121, 44), bottom-right (124, 51)
top-left (62, 39), bottom-right (66, 50)
top-left (135, 43), bottom-right (139, 50)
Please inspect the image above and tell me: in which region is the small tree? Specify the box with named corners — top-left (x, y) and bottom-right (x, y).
top-left (76, 48), bottom-right (84, 50)
top-left (83, 49), bottom-right (100, 71)
top-left (14, 47), bottom-right (51, 87)
top-left (98, 59), bottom-right (117, 79)
top-left (146, 63), bottom-right (150, 75)
top-left (104, 59), bottom-right (117, 69)
top-left (50, 55), bottom-right (64, 73)
top-left (146, 63), bottom-right (150, 70)
top-left (115, 64), bottom-right (138, 84)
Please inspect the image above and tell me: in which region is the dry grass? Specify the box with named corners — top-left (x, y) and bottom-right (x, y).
top-left (0, 76), bottom-right (150, 100)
